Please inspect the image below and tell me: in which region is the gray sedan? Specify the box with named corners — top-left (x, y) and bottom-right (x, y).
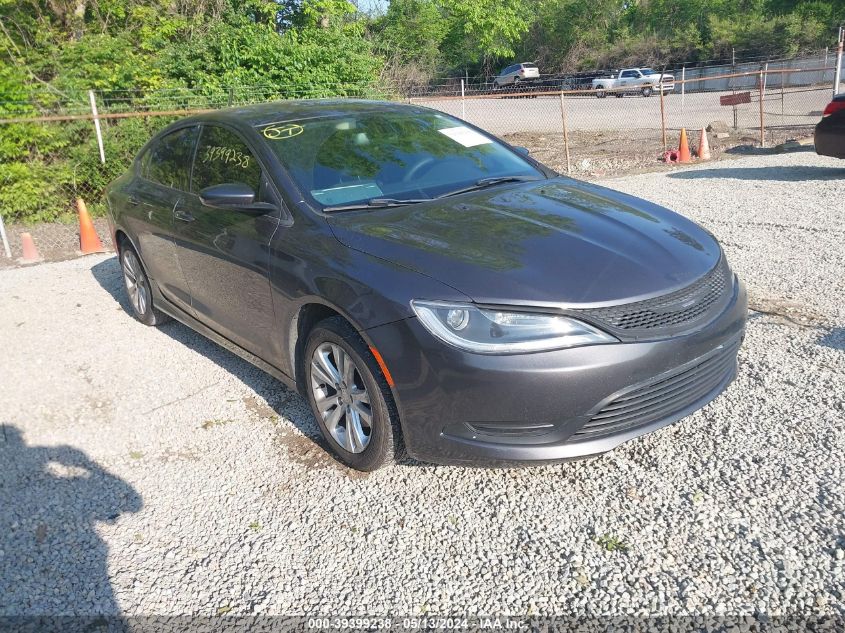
top-left (106, 99), bottom-right (746, 470)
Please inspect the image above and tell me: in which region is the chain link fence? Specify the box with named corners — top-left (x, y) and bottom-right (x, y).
top-left (415, 63), bottom-right (837, 175)
top-left (0, 55), bottom-right (841, 266)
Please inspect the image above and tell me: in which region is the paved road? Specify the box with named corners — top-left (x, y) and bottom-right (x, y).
top-left (415, 86), bottom-right (831, 135)
top-left (1, 152), bottom-right (843, 619)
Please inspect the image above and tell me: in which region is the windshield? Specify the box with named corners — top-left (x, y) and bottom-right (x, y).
top-left (257, 111), bottom-right (542, 207)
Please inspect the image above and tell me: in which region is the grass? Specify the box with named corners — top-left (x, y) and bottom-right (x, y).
top-left (200, 418), bottom-right (233, 430)
top-left (595, 533), bottom-right (629, 553)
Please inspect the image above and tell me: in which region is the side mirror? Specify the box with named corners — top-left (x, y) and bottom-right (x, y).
top-left (514, 146), bottom-right (530, 156)
top-left (199, 183), bottom-right (256, 208)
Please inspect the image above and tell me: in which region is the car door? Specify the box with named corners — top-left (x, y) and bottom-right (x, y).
top-left (619, 70), bottom-right (635, 87)
top-left (172, 122), bottom-right (281, 359)
top-left (500, 65), bottom-right (516, 85)
top-left (126, 125), bottom-right (199, 314)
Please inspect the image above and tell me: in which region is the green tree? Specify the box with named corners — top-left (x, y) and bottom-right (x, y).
top-left (373, 0), bottom-right (448, 72)
top-left (437, 0), bottom-right (532, 70)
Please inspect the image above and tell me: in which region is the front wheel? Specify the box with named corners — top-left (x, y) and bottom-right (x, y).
top-left (305, 317), bottom-right (403, 471)
top-left (641, 86), bottom-right (653, 97)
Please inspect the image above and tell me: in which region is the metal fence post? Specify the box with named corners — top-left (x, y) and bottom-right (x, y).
top-left (460, 79), bottom-right (466, 120)
top-left (558, 92), bottom-right (571, 175)
top-left (780, 71), bottom-right (785, 127)
top-left (835, 28), bottom-right (844, 97)
top-left (758, 70), bottom-right (765, 147)
top-left (659, 76), bottom-right (667, 153)
top-left (0, 213), bottom-right (11, 259)
top-left (88, 90), bottom-right (105, 164)
top-left (731, 48), bottom-right (738, 129)
top-left (681, 65), bottom-right (686, 113)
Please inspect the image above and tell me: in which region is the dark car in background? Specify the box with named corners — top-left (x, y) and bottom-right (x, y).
top-left (106, 100), bottom-right (746, 471)
top-left (815, 94), bottom-right (845, 159)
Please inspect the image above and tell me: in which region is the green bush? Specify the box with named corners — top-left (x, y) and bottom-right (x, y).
top-left (0, 161), bottom-right (74, 223)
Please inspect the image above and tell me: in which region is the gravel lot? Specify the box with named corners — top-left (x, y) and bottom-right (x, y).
top-left (416, 86), bottom-right (831, 135)
top-left (1, 152), bottom-right (843, 620)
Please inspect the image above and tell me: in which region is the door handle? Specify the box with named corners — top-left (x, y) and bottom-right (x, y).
top-left (174, 209), bottom-right (195, 223)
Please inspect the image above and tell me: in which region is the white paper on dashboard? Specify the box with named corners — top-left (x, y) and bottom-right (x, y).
top-left (438, 126), bottom-right (493, 148)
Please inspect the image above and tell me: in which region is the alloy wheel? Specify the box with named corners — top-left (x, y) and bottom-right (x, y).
top-left (310, 342), bottom-right (373, 453)
top-left (122, 250), bottom-right (149, 316)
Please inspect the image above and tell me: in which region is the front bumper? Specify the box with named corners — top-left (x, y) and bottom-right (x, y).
top-left (366, 279), bottom-right (747, 465)
top-left (815, 116), bottom-right (845, 159)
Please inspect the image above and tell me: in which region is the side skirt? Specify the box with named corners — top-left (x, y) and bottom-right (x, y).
top-left (151, 283), bottom-right (298, 392)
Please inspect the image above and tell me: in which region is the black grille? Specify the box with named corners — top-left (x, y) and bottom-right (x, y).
top-left (578, 257), bottom-right (732, 340)
top-left (573, 338), bottom-right (740, 441)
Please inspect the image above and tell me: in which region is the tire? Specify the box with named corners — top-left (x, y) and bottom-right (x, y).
top-left (119, 243), bottom-right (170, 326)
top-left (641, 86), bottom-right (653, 97)
top-left (615, 92), bottom-right (624, 98)
top-left (595, 87), bottom-right (606, 98)
top-left (304, 317), bottom-right (403, 471)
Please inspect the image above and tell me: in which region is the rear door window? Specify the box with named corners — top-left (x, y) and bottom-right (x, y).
top-left (142, 126), bottom-right (199, 191)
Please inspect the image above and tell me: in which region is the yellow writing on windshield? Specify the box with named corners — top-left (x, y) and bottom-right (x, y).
top-left (262, 123), bottom-right (304, 140)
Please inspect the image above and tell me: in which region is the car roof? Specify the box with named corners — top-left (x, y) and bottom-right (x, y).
top-left (178, 99), bottom-right (435, 129)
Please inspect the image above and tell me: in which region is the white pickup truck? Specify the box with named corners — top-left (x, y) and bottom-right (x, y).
top-left (591, 68), bottom-right (675, 98)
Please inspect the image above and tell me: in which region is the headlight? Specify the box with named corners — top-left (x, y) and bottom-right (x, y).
top-left (411, 300), bottom-right (617, 354)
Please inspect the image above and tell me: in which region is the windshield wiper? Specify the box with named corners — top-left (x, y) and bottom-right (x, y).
top-left (322, 197), bottom-right (430, 213)
top-left (322, 176), bottom-right (543, 212)
top-left (436, 175), bottom-right (543, 199)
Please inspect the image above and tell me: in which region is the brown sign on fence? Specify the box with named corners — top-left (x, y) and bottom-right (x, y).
top-left (720, 92), bottom-right (752, 106)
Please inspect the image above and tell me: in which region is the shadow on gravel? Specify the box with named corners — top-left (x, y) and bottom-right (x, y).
top-left (88, 257), bottom-right (425, 472)
top-left (724, 144), bottom-right (817, 156)
top-left (667, 165), bottom-right (845, 182)
top-left (0, 425), bottom-right (141, 616)
top-left (89, 256), bottom-right (310, 423)
top-left (817, 327), bottom-right (845, 351)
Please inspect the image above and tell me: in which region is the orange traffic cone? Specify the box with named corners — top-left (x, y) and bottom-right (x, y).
top-left (697, 128), bottom-right (711, 160)
top-left (678, 128), bottom-right (691, 163)
top-left (76, 198), bottom-right (105, 254)
top-left (19, 232), bottom-right (42, 264)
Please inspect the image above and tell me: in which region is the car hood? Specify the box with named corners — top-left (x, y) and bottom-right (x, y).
top-left (327, 178), bottom-right (721, 307)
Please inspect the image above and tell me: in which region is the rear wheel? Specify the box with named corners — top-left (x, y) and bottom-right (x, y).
top-left (595, 86), bottom-right (606, 98)
top-left (615, 92), bottom-right (624, 98)
top-left (120, 244), bottom-right (170, 326)
top-left (304, 317), bottom-right (402, 471)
